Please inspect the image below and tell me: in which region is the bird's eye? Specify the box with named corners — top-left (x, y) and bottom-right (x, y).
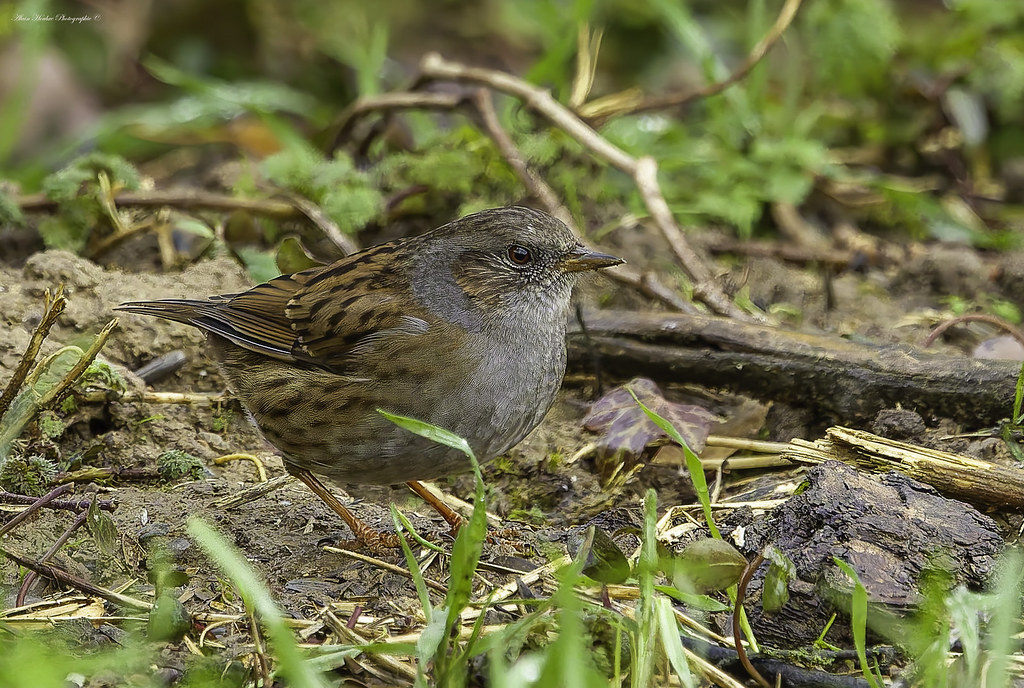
top-left (507, 245), bottom-right (533, 265)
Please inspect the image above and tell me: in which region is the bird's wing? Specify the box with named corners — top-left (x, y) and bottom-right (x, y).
top-left (284, 244), bottom-right (437, 372)
top-left (119, 242), bottom-right (444, 373)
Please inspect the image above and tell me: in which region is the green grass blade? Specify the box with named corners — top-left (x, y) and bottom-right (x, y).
top-left (985, 549), bottom-right (1024, 688)
top-left (391, 506), bottom-right (433, 625)
top-left (834, 558), bottom-right (884, 688)
top-left (378, 409), bottom-right (476, 461)
top-left (188, 518), bottom-right (327, 688)
top-left (656, 596), bottom-right (696, 687)
top-left (633, 489), bottom-right (660, 688)
top-left (629, 390), bottom-right (720, 539)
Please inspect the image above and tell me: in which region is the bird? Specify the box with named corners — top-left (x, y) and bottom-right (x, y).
top-left (117, 206), bottom-right (623, 544)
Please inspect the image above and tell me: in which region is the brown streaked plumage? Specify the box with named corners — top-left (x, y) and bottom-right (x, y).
top-left (117, 206), bottom-right (622, 542)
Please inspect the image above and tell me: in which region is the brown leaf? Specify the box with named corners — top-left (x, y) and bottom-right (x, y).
top-left (583, 378), bottom-right (717, 460)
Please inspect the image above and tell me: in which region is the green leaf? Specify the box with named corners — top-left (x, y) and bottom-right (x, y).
top-left (146, 592), bottom-right (191, 643)
top-left (762, 545), bottom-right (796, 612)
top-left (37, 216), bottom-right (89, 252)
top-left (0, 190), bottom-right (25, 227)
top-left (235, 246), bottom-right (281, 284)
top-left (276, 236), bottom-right (321, 275)
top-left (320, 185), bottom-right (383, 233)
top-left (572, 526), bottom-right (631, 585)
top-left (671, 538), bottom-right (747, 593)
top-left (86, 493), bottom-right (118, 555)
top-left (655, 585), bottom-right (732, 612)
top-left (656, 596), bottom-right (696, 686)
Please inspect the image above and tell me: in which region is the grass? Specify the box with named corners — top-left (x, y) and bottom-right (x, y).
top-left (2, 403), bottom-right (1024, 686)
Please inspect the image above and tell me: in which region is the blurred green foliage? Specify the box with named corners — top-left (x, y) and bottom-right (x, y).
top-left (0, 0), bottom-right (1021, 249)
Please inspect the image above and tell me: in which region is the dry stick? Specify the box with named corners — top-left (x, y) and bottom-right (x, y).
top-left (212, 475), bottom-right (294, 510)
top-left (0, 285), bottom-right (67, 419)
top-left (18, 190), bottom-right (303, 220)
top-left (705, 237), bottom-right (856, 268)
top-left (567, 309), bottom-right (1021, 425)
top-left (37, 319), bottom-right (119, 413)
top-left (0, 491), bottom-right (115, 513)
top-left (733, 553), bottom-right (771, 688)
top-left (55, 466), bottom-right (161, 485)
top-left (471, 88), bottom-right (574, 230)
top-left (0, 545), bottom-right (152, 611)
top-left (328, 91), bottom-right (464, 150)
top-left (0, 485), bottom-right (73, 537)
top-left (325, 612), bottom-right (419, 681)
top-left (922, 313), bottom-right (1024, 350)
top-left (581, 0), bottom-right (804, 120)
top-left (85, 218), bottom-right (156, 260)
top-left (418, 52), bottom-right (755, 322)
top-left (322, 545), bottom-right (448, 594)
top-left (633, 157), bottom-right (744, 318)
top-left (76, 389), bottom-right (229, 405)
top-left (279, 191), bottom-right (359, 257)
top-left (16, 510), bottom-right (89, 606)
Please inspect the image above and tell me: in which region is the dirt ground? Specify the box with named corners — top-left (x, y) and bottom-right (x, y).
top-left (2, 227), bottom-right (1023, 678)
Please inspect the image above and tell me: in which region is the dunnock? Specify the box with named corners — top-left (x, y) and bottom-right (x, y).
top-left (118, 207), bottom-right (622, 542)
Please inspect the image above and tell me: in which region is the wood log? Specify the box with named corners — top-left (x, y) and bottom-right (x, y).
top-left (568, 310), bottom-right (1019, 424)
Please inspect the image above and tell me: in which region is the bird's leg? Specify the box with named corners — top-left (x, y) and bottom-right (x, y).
top-left (293, 469), bottom-right (400, 549)
top-left (405, 480), bottom-right (464, 535)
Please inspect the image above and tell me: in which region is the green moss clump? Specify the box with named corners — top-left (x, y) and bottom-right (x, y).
top-left (0, 455), bottom-right (58, 495)
top-left (156, 450), bottom-right (205, 483)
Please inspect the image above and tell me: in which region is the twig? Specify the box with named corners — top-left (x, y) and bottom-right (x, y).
top-left (324, 611), bottom-right (419, 680)
top-left (54, 466), bottom-right (161, 484)
top-left (470, 89), bottom-right (574, 230)
top-left (579, 0), bottom-right (804, 120)
top-left (246, 606), bottom-right (273, 688)
top-left (0, 490), bottom-right (116, 513)
top-left (734, 553), bottom-right (770, 688)
top-left (321, 545), bottom-right (448, 594)
top-left (922, 313), bottom-right (1024, 350)
top-left (0, 485), bottom-right (73, 537)
top-left (419, 53), bottom-right (635, 171)
top-left (85, 218), bottom-right (157, 260)
top-left (705, 237), bottom-right (857, 268)
top-left (0, 545), bottom-right (152, 611)
top-left (280, 191), bottom-right (359, 257)
top-left (418, 53), bottom-right (756, 321)
top-left (0, 285), bottom-right (67, 419)
top-left (327, 91), bottom-right (464, 151)
top-left (76, 389), bottom-right (229, 405)
top-left (612, 268), bottom-right (701, 313)
top-left (17, 510), bottom-right (89, 605)
top-left (39, 319), bottom-right (118, 412)
top-left (212, 474), bottom-right (294, 509)
top-left (633, 157), bottom-right (749, 320)
top-left (17, 189), bottom-right (303, 220)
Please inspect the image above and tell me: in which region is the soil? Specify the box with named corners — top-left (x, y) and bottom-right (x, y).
top-left (2, 231), bottom-right (1023, 680)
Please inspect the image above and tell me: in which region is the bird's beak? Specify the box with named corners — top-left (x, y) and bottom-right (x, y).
top-left (560, 245), bottom-right (625, 273)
